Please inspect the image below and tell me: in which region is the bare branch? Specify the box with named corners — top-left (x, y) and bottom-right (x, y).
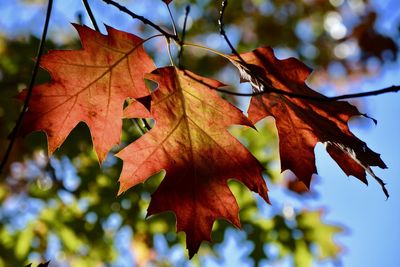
top-left (218, 84), bottom-right (400, 101)
top-left (102, 0), bottom-right (178, 41)
top-left (182, 69), bottom-right (399, 101)
top-left (214, 83), bottom-right (400, 101)
top-left (0, 0), bottom-right (54, 174)
top-left (321, 85), bottom-right (400, 101)
top-left (178, 5), bottom-right (191, 69)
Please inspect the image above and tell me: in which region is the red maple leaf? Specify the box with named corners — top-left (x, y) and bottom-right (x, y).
top-left (117, 67), bottom-right (269, 257)
top-left (19, 25), bottom-right (155, 162)
top-left (231, 47), bottom-right (388, 196)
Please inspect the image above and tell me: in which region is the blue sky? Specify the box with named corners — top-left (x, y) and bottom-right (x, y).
top-left (1, 0), bottom-right (399, 266)
top-left (312, 64), bottom-right (400, 267)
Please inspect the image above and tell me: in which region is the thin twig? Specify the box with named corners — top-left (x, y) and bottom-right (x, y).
top-left (0, 0), bottom-right (54, 175)
top-left (141, 119), bottom-right (152, 131)
top-left (178, 5), bottom-right (191, 69)
top-left (212, 82), bottom-right (400, 101)
top-left (82, 0), bottom-right (100, 31)
top-left (318, 85), bottom-right (400, 101)
top-left (182, 69), bottom-right (400, 100)
top-left (132, 119), bottom-right (146, 134)
top-left (102, 0), bottom-right (178, 41)
top-left (165, 3), bottom-right (178, 37)
top-left (218, 0), bottom-right (246, 64)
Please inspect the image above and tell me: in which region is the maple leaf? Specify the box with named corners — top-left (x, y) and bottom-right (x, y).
top-left (162, 0), bottom-right (173, 4)
top-left (117, 67), bottom-right (269, 257)
top-left (231, 47), bottom-right (388, 196)
top-left (19, 24), bottom-right (155, 162)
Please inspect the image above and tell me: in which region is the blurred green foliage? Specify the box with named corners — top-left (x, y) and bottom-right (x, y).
top-left (170, 0), bottom-right (398, 93)
top-left (1, 0), bottom-right (398, 266)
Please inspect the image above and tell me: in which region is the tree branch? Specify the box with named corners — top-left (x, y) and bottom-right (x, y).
top-left (102, 0), bottom-right (178, 41)
top-left (0, 0), bottom-right (54, 175)
top-left (216, 0), bottom-right (400, 102)
top-left (182, 69), bottom-right (400, 101)
top-left (319, 85), bottom-right (400, 101)
top-left (216, 85), bottom-right (400, 101)
top-left (214, 83), bottom-right (400, 101)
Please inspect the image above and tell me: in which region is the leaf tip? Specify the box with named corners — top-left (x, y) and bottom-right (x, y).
top-left (95, 148), bottom-right (110, 167)
top-left (263, 193), bottom-right (272, 205)
top-left (71, 22), bottom-right (87, 33)
top-left (366, 168), bottom-right (389, 199)
top-left (162, 0), bottom-right (173, 5)
top-left (186, 240), bottom-right (202, 259)
top-left (362, 113), bottom-right (378, 125)
top-left (188, 249), bottom-right (196, 259)
top-left (103, 24), bottom-right (120, 37)
top-left (380, 180), bottom-right (390, 199)
top-left (117, 180), bottom-right (128, 196)
top-left (117, 187), bottom-right (125, 196)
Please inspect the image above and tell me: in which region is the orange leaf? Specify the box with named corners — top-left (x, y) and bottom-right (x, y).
top-left (233, 47), bottom-right (388, 196)
top-left (117, 67), bottom-right (269, 257)
top-left (19, 25), bottom-right (155, 162)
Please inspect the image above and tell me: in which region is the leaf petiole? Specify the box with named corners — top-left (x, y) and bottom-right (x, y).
top-left (181, 42), bottom-right (231, 61)
top-left (166, 37), bottom-right (176, 67)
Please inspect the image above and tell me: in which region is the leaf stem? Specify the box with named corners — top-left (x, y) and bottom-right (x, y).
top-left (0, 0), bottom-right (54, 175)
top-left (166, 37), bottom-right (176, 67)
top-left (182, 42), bottom-right (231, 60)
top-left (82, 0), bottom-right (100, 32)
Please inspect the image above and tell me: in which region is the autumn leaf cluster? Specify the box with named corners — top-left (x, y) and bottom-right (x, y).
top-left (17, 5), bottom-right (388, 258)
